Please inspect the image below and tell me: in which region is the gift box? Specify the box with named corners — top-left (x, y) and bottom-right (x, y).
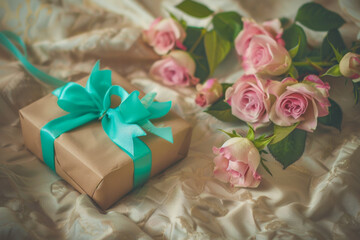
top-left (19, 64), bottom-right (192, 209)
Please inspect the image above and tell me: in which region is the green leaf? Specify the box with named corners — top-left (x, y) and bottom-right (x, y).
top-left (260, 158), bottom-right (273, 176)
top-left (288, 65), bottom-right (299, 79)
top-left (351, 40), bottom-right (360, 54)
top-left (321, 29), bottom-right (346, 61)
top-left (329, 42), bottom-right (343, 63)
top-left (183, 27), bottom-right (210, 82)
top-left (180, 19), bottom-right (187, 29)
top-left (321, 64), bottom-right (342, 77)
top-left (295, 2), bottom-right (345, 31)
top-left (169, 12), bottom-right (178, 20)
top-left (212, 11), bottom-right (243, 42)
top-left (254, 136), bottom-right (275, 151)
top-left (204, 30), bottom-right (232, 75)
top-left (272, 123), bottom-right (299, 144)
top-left (246, 126), bottom-right (255, 141)
top-left (280, 17), bottom-right (291, 28)
top-left (205, 100), bottom-right (242, 122)
top-left (176, 0), bottom-right (214, 18)
top-left (282, 24), bottom-right (307, 61)
top-left (221, 83), bottom-right (232, 95)
top-left (218, 129), bottom-right (241, 138)
top-left (268, 129), bottom-right (307, 169)
top-left (353, 81), bottom-right (360, 104)
top-left (260, 150), bottom-right (268, 154)
top-left (289, 37), bottom-right (300, 59)
top-left (192, 54), bottom-right (210, 82)
top-left (183, 27), bottom-right (204, 51)
top-left (318, 98), bottom-right (342, 130)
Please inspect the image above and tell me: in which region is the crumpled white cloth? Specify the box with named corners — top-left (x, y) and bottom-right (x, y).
top-left (1, 0), bottom-right (360, 239)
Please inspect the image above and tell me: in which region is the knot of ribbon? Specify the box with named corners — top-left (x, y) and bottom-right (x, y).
top-left (40, 61), bottom-right (173, 188)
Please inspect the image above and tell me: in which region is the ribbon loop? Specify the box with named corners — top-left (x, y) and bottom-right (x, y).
top-left (119, 91), bottom-right (151, 124)
top-left (102, 85), bottom-right (130, 110)
top-left (57, 82), bottom-right (100, 114)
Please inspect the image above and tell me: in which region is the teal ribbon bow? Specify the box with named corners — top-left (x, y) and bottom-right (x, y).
top-left (40, 62), bottom-right (173, 188)
top-left (1, 31), bottom-right (173, 187)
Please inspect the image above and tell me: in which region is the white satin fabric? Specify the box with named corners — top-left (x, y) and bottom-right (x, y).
top-left (1, 0), bottom-right (360, 239)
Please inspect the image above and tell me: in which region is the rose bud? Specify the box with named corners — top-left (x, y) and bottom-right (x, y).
top-left (195, 78), bottom-right (223, 107)
top-left (150, 50), bottom-right (199, 87)
top-left (339, 52), bottom-right (360, 80)
top-left (213, 137), bottom-right (261, 188)
top-left (143, 17), bottom-right (186, 55)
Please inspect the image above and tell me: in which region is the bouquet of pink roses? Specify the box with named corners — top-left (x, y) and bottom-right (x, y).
top-left (143, 0), bottom-right (360, 188)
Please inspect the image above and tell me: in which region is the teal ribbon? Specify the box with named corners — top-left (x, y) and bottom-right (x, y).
top-left (0, 30), bottom-right (66, 87)
top-left (40, 61), bottom-right (173, 188)
top-left (0, 31), bottom-right (173, 187)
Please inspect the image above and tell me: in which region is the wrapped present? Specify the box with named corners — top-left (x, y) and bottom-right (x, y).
top-left (19, 62), bottom-right (192, 209)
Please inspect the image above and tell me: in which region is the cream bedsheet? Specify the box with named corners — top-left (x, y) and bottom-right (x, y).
top-left (1, 0), bottom-right (360, 239)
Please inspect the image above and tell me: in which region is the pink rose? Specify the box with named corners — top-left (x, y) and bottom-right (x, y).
top-left (225, 74), bottom-right (271, 129)
top-left (242, 35), bottom-right (291, 76)
top-left (269, 76), bottom-right (331, 132)
top-left (195, 78), bottom-right (223, 107)
top-left (143, 17), bottom-right (186, 55)
top-left (339, 52), bottom-right (360, 80)
top-left (213, 137), bottom-right (261, 188)
top-left (235, 18), bottom-right (284, 57)
top-left (150, 50), bottom-right (199, 87)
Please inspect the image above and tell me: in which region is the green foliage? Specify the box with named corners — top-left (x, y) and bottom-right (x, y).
top-left (295, 2), bottom-right (345, 31)
top-left (353, 81), bottom-right (360, 104)
top-left (246, 126), bottom-right (255, 141)
top-left (218, 129), bottom-right (242, 138)
top-left (212, 11), bottom-right (243, 42)
top-left (321, 64), bottom-right (342, 77)
top-left (260, 158), bottom-right (273, 176)
top-left (253, 135), bottom-right (275, 151)
top-left (350, 40), bottom-right (360, 54)
top-left (221, 83), bottom-right (232, 95)
top-left (205, 100), bottom-right (242, 123)
top-left (271, 123), bottom-right (299, 144)
top-left (204, 30), bottom-right (232, 75)
top-left (318, 98), bottom-right (343, 130)
top-left (282, 24), bottom-right (307, 61)
top-left (329, 42), bottom-right (344, 63)
top-left (183, 27), bottom-right (210, 82)
top-left (288, 65), bottom-right (299, 79)
top-left (176, 0), bottom-right (214, 18)
top-left (289, 37), bottom-right (300, 59)
top-left (321, 29), bottom-right (346, 61)
top-left (280, 17), bottom-right (291, 28)
top-left (268, 129), bottom-right (307, 169)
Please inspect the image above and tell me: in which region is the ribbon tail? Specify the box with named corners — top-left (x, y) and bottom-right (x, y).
top-left (0, 31), bottom-right (66, 87)
top-left (40, 112), bottom-right (98, 171)
top-left (140, 120), bottom-right (173, 144)
top-left (128, 138), bottom-right (152, 188)
top-left (0, 30), bottom-right (27, 57)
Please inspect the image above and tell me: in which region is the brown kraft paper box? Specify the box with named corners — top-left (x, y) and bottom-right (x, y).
top-left (19, 69), bottom-right (192, 209)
